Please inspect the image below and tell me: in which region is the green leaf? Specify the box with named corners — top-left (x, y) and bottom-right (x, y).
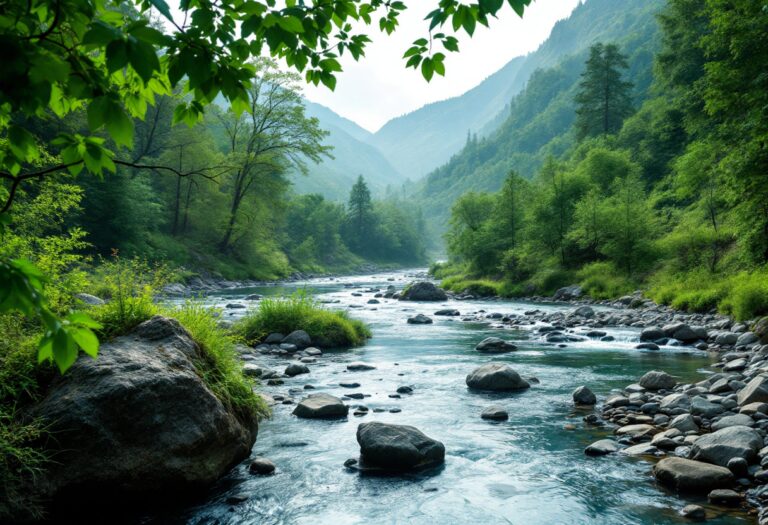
top-left (71, 328), bottom-right (100, 358)
top-left (421, 57), bottom-right (434, 82)
top-left (106, 39), bottom-right (128, 73)
top-left (149, 0), bottom-right (174, 21)
top-left (480, 0), bottom-right (504, 15)
top-left (127, 39), bottom-right (160, 83)
top-left (8, 126), bottom-right (37, 162)
top-left (68, 312), bottom-right (103, 329)
top-left (278, 15), bottom-right (304, 33)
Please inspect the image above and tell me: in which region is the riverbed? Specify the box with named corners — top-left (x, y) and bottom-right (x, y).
top-left (165, 270), bottom-right (750, 524)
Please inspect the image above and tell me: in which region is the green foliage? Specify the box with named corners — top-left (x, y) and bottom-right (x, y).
top-left (440, 276), bottom-right (502, 297)
top-left (236, 294), bottom-right (370, 349)
top-left (165, 302), bottom-right (269, 423)
top-left (576, 262), bottom-right (635, 300)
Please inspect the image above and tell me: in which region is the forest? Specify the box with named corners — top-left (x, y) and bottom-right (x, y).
top-left (435, 0), bottom-right (768, 322)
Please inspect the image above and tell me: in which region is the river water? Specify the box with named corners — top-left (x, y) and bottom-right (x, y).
top-left (165, 270), bottom-right (750, 525)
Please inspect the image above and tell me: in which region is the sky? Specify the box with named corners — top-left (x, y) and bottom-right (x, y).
top-left (301, 0), bottom-right (582, 132)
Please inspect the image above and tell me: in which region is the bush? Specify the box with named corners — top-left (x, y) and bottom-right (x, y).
top-left (165, 302), bottom-right (269, 423)
top-left (440, 276), bottom-right (501, 297)
top-left (235, 294), bottom-right (370, 348)
top-left (720, 272), bottom-right (768, 321)
top-left (577, 262), bottom-right (635, 299)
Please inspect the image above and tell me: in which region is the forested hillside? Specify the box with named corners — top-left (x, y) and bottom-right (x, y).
top-left (371, 0), bottom-right (664, 180)
top-left (436, 0), bottom-right (768, 322)
top-left (417, 0), bottom-right (664, 232)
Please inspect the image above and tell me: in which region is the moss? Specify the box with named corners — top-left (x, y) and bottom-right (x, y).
top-left (235, 294), bottom-right (371, 349)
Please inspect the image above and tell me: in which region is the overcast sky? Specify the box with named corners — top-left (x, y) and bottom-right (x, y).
top-left (301, 0), bottom-right (582, 132)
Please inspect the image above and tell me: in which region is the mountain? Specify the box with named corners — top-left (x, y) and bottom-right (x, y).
top-left (290, 101), bottom-right (407, 201)
top-left (369, 0), bottom-right (666, 180)
top-left (414, 0), bottom-right (665, 235)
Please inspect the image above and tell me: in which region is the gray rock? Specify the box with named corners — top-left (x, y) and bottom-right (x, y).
top-left (347, 362), bottom-right (376, 371)
top-left (264, 333), bottom-right (285, 344)
top-left (691, 396), bottom-right (726, 418)
top-left (293, 393), bottom-right (348, 419)
top-left (691, 425), bottom-right (762, 466)
top-left (282, 330), bottom-right (311, 349)
top-left (641, 327), bottom-right (665, 341)
top-left (660, 393), bottom-right (690, 411)
top-left (481, 406), bottom-right (509, 421)
top-left (636, 343), bottom-right (660, 350)
top-left (711, 414), bottom-right (754, 431)
top-left (553, 285), bottom-right (582, 300)
top-left (434, 309), bottom-right (460, 316)
top-left (407, 314), bottom-right (433, 325)
top-left (653, 458), bottom-right (734, 492)
top-left (74, 292), bottom-right (105, 305)
top-left (249, 457), bottom-right (276, 475)
top-left (356, 422), bottom-right (445, 470)
top-left (669, 414), bottom-right (699, 433)
top-left (620, 443), bottom-right (659, 456)
top-left (715, 332), bottom-right (739, 345)
top-left (736, 332), bottom-right (759, 347)
top-left (284, 363), bottom-right (309, 377)
top-left (28, 316), bottom-right (258, 500)
top-left (475, 337), bottom-right (517, 354)
top-left (723, 358), bottom-right (747, 372)
top-left (573, 306), bottom-right (594, 318)
top-left (399, 282), bottom-right (448, 301)
top-left (679, 504), bottom-right (706, 520)
top-left (737, 375), bottom-right (768, 406)
top-left (639, 370), bottom-right (676, 391)
top-left (708, 488), bottom-right (741, 506)
top-left (466, 363), bottom-right (530, 392)
top-left (615, 424), bottom-right (658, 441)
top-left (572, 386), bottom-right (597, 405)
top-left (585, 439), bottom-right (619, 456)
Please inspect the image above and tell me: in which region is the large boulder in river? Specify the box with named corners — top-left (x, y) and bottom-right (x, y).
top-left (475, 337), bottom-right (517, 353)
top-left (293, 393), bottom-right (348, 419)
top-left (572, 386), bottom-right (597, 405)
top-left (399, 282), bottom-right (447, 301)
top-left (28, 316), bottom-right (258, 502)
top-left (639, 370), bottom-right (676, 391)
top-left (640, 327), bottom-right (665, 342)
top-left (653, 458), bottom-right (734, 492)
top-left (690, 426), bottom-right (762, 467)
top-left (466, 363), bottom-right (530, 391)
top-left (282, 330), bottom-right (311, 349)
top-left (356, 422), bottom-right (445, 471)
top-left (553, 285), bottom-right (582, 300)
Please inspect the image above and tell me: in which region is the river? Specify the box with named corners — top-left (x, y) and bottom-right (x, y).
top-left (161, 269), bottom-right (750, 525)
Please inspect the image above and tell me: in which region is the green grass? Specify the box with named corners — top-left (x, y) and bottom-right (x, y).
top-left (440, 276), bottom-right (503, 297)
top-left (235, 294), bottom-right (371, 348)
top-left (164, 302), bottom-right (269, 423)
top-left (576, 262), bottom-right (636, 300)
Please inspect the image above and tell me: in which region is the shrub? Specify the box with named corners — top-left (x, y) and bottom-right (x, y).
top-left (235, 294), bottom-right (370, 348)
top-left (577, 262), bottom-right (635, 299)
top-left (165, 302), bottom-right (269, 423)
top-left (720, 272), bottom-right (768, 321)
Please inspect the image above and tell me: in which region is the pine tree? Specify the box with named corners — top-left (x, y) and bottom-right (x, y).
top-left (346, 175), bottom-right (373, 252)
top-left (574, 43), bottom-right (634, 140)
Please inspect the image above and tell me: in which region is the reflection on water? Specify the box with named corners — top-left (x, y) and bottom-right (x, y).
top-left (160, 270), bottom-right (750, 525)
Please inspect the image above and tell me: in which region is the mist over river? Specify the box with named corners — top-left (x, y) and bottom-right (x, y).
top-left (155, 270), bottom-right (750, 525)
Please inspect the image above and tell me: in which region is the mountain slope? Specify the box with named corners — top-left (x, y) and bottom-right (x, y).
top-left (413, 0), bottom-right (664, 237)
top-left (291, 101), bottom-right (407, 201)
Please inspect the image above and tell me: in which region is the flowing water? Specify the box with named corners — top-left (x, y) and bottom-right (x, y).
top-left (163, 270), bottom-right (750, 525)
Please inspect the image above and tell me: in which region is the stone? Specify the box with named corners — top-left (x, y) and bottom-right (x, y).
top-left (737, 375), bottom-right (768, 406)
top-left (711, 414), bottom-right (754, 431)
top-left (715, 332), bottom-right (739, 346)
top-left (641, 327), bottom-right (665, 341)
top-left (669, 414), bottom-right (699, 433)
top-left (690, 425), bottom-right (762, 467)
top-left (481, 406), bottom-right (509, 421)
top-left (264, 333), bottom-right (285, 344)
top-left (305, 347), bottom-right (322, 356)
top-left (620, 443), bottom-right (659, 456)
top-left (225, 303), bottom-right (246, 309)
top-left (284, 363), bottom-right (309, 377)
top-left (585, 439), bottom-right (619, 456)
top-left (74, 292), bottom-right (105, 305)
top-left (407, 314), bottom-right (433, 325)
top-left (727, 457), bottom-right (748, 477)
top-left (680, 504), bottom-right (706, 520)
top-left (347, 362), bottom-right (376, 371)
top-left (572, 386), bottom-right (597, 405)
top-left (249, 457), bottom-right (276, 475)
top-left (723, 358), bottom-right (747, 372)
top-left (707, 489), bottom-right (741, 506)
top-left (466, 363), bottom-right (531, 392)
top-left (636, 343), bottom-right (660, 350)
top-left (292, 393), bottom-right (349, 419)
top-left (653, 458), bottom-right (734, 492)
top-left (399, 282), bottom-right (448, 301)
top-left (691, 397), bottom-right (725, 418)
top-left (475, 337), bottom-right (517, 353)
top-left (661, 393), bottom-right (691, 411)
top-left (340, 382), bottom-right (361, 388)
top-left (615, 424), bottom-right (658, 441)
top-left (639, 370), bottom-right (676, 391)
top-left (573, 306), bottom-right (595, 318)
top-left (356, 422), bottom-right (445, 470)
top-left (282, 330), bottom-right (311, 349)
top-left (28, 316), bottom-right (258, 502)
top-left (396, 386), bottom-right (413, 394)
top-left (740, 402), bottom-right (768, 415)
top-left (434, 309), bottom-right (460, 316)
top-left (553, 285), bottom-right (582, 300)
top-left (736, 332), bottom-right (759, 347)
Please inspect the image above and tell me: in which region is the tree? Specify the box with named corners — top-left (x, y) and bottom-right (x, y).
top-left (574, 43), bottom-right (634, 140)
top-left (495, 170), bottom-right (527, 251)
top-left (344, 175), bottom-right (374, 252)
top-left (217, 59), bottom-right (330, 252)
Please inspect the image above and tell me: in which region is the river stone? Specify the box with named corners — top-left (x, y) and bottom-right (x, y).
top-left (282, 330), bottom-right (311, 349)
top-left (475, 337), bottom-right (517, 354)
top-left (736, 332), bottom-right (759, 346)
top-left (669, 414), bottom-right (699, 433)
top-left (690, 426), bottom-right (762, 466)
top-left (407, 314), bottom-right (433, 325)
top-left (293, 393), bottom-right (349, 419)
top-left (620, 443), bottom-right (659, 456)
top-left (653, 458), bottom-right (734, 492)
top-left (481, 405), bottom-right (509, 421)
top-left (399, 282), bottom-right (448, 301)
top-left (708, 489), bottom-right (741, 506)
top-left (304, 347), bottom-right (322, 356)
top-left (573, 306), bottom-right (594, 318)
top-left (249, 457), bottom-right (276, 475)
top-left (636, 343), bottom-right (660, 350)
top-left (660, 393), bottom-right (690, 411)
top-left (74, 292), bottom-right (105, 305)
top-left (723, 358), bottom-right (747, 372)
top-left (347, 362), bottom-right (376, 371)
top-left (641, 327), bottom-right (665, 341)
top-left (711, 414), bottom-right (754, 431)
top-left (572, 386), bottom-right (597, 405)
top-left (715, 332), bottom-right (739, 345)
top-left (737, 375), bottom-right (768, 406)
top-left (28, 315), bottom-right (258, 502)
top-left (585, 439), bottom-right (620, 456)
top-left (356, 422), bottom-right (445, 470)
top-left (434, 309), bottom-right (460, 316)
top-left (680, 504), bottom-right (706, 520)
top-left (264, 332), bottom-right (285, 344)
top-left (615, 424), bottom-right (659, 441)
top-left (466, 363), bottom-right (530, 391)
top-left (284, 363), bottom-right (309, 377)
top-left (639, 370), bottom-right (676, 391)
top-left (691, 396), bottom-right (726, 418)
